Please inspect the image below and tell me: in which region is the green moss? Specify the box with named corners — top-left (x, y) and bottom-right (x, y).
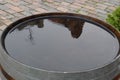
top-left (106, 6), bottom-right (120, 31)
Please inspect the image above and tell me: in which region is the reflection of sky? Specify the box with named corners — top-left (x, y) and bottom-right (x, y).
top-left (5, 19), bottom-right (119, 72)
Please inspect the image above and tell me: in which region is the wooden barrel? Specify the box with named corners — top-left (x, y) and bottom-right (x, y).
top-left (0, 13), bottom-right (120, 80)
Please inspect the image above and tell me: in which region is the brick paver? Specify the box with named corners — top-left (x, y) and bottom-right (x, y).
top-left (0, 0), bottom-right (120, 79)
top-left (0, 0), bottom-right (119, 31)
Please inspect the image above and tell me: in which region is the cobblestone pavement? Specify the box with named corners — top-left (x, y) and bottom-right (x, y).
top-left (0, 0), bottom-right (119, 31)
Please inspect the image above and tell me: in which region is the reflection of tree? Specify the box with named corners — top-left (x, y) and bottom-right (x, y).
top-left (114, 74), bottom-right (120, 80)
top-left (17, 19), bottom-right (44, 44)
top-left (49, 18), bottom-right (85, 38)
top-left (28, 28), bottom-right (33, 41)
top-left (25, 27), bottom-right (34, 44)
top-left (17, 19), bottom-right (44, 30)
top-left (15, 17), bottom-right (85, 44)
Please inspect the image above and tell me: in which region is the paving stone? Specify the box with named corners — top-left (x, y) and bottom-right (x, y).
top-left (21, 11), bottom-right (32, 16)
top-left (6, 0), bottom-right (20, 6)
top-left (28, 5), bottom-right (39, 9)
top-left (32, 11), bottom-right (41, 14)
top-left (0, 0), bottom-right (7, 4)
top-left (78, 10), bottom-right (88, 15)
top-left (45, 0), bottom-right (54, 3)
top-left (19, 5), bottom-right (31, 12)
top-left (0, 0), bottom-right (119, 32)
top-left (8, 1), bottom-right (29, 6)
top-left (13, 13), bottom-right (25, 18)
top-left (105, 7), bottom-right (116, 13)
top-left (34, 7), bottom-right (47, 13)
top-left (87, 10), bottom-right (97, 15)
top-left (38, 3), bottom-right (58, 12)
top-left (73, 2), bottom-right (85, 8)
top-left (65, 0), bottom-right (74, 3)
top-left (57, 7), bottom-right (69, 12)
top-left (30, 10), bottom-right (40, 14)
top-left (53, 0), bottom-right (63, 2)
top-left (61, 2), bottom-right (70, 6)
top-left (5, 9), bottom-right (16, 14)
top-left (44, 2), bottom-right (58, 9)
top-left (103, 2), bottom-right (114, 6)
top-left (85, 1), bottom-right (97, 7)
top-left (23, 0), bottom-right (33, 4)
top-left (2, 19), bottom-right (12, 25)
top-left (0, 16), bottom-right (7, 20)
top-left (109, 0), bottom-right (120, 6)
top-left (17, 1), bottom-right (30, 6)
top-left (84, 5), bottom-right (95, 11)
top-left (52, 1), bottom-right (60, 6)
top-left (70, 4), bottom-right (81, 10)
top-left (0, 10), bottom-right (7, 15)
top-left (9, 17), bottom-right (19, 22)
top-left (97, 12), bottom-right (108, 19)
top-left (0, 20), bottom-right (4, 26)
top-left (96, 3), bottom-right (107, 10)
top-left (75, 0), bottom-right (87, 4)
top-left (107, 6), bottom-right (116, 11)
top-left (34, 0), bottom-right (42, 2)
top-left (0, 5), bottom-right (9, 10)
top-left (0, 24), bottom-right (7, 30)
top-left (5, 3), bottom-right (23, 12)
top-left (96, 9), bottom-right (107, 14)
top-left (4, 14), bottom-right (14, 19)
top-left (11, 0), bottom-right (20, 2)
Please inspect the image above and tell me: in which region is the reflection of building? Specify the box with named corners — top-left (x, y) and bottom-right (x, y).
top-left (66, 19), bottom-right (84, 38)
top-left (15, 18), bottom-right (85, 39)
top-left (37, 20), bottom-right (44, 28)
top-left (17, 19), bottom-right (44, 30)
top-left (15, 19), bottom-right (44, 45)
top-left (50, 18), bottom-right (85, 38)
top-left (114, 74), bottom-right (120, 80)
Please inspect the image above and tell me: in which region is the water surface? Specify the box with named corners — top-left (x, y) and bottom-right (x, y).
top-left (4, 17), bottom-right (119, 72)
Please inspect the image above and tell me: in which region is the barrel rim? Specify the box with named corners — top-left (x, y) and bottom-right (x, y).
top-left (1, 12), bottom-right (120, 74)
